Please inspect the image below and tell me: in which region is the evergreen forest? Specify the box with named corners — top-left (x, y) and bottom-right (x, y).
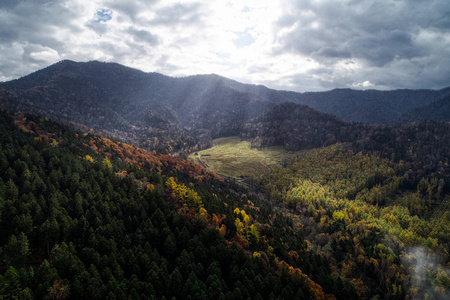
top-left (0, 110), bottom-right (357, 299)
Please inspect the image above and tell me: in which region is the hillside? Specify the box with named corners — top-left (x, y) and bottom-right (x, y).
top-left (241, 102), bottom-right (370, 151)
top-left (0, 61), bottom-right (274, 153)
top-left (1, 61), bottom-right (448, 155)
top-left (2, 108), bottom-right (448, 299)
top-left (1, 109), bottom-right (355, 299)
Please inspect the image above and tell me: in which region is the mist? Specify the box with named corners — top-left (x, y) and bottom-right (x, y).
top-left (401, 246), bottom-right (450, 299)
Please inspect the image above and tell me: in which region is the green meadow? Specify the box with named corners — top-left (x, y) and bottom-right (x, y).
top-left (188, 136), bottom-right (298, 179)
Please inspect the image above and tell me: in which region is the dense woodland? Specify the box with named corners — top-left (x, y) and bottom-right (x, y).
top-left (261, 145), bottom-right (450, 299)
top-left (241, 102), bottom-right (369, 151)
top-left (1, 107), bottom-right (449, 299)
top-left (241, 102), bottom-right (450, 299)
top-left (0, 110), bottom-right (360, 299)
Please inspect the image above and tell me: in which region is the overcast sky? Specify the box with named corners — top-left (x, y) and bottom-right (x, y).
top-left (1, 0), bottom-right (449, 92)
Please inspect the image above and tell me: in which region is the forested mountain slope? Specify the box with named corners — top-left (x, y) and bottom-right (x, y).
top-left (0, 110), bottom-right (358, 299)
top-left (1, 61), bottom-right (448, 155)
top-left (0, 103), bottom-right (449, 299)
top-left (0, 61), bottom-right (274, 153)
top-left (241, 102), bottom-right (370, 151)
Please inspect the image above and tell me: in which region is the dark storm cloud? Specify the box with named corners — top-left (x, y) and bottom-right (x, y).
top-left (0, 2), bottom-right (61, 44)
top-left (349, 30), bottom-right (424, 67)
top-left (313, 47), bottom-right (351, 59)
top-left (0, 0), bottom-right (83, 47)
top-left (0, 0), bottom-right (207, 82)
top-left (275, 0), bottom-right (450, 89)
top-left (0, 0), bottom-right (20, 10)
top-left (0, 0), bottom-right (80, 79)
top-left (278, 3), bottom-right (425, 65)
top-left (0, 25), bottom-right (18, 44)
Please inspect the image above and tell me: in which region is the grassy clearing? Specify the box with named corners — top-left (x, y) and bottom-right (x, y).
top-left (188, 136), bottom-right (298, 179)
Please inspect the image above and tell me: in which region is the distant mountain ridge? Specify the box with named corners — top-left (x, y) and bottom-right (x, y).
top-left (280, 87), bottom-right (450, 124)
top-left (398, 94), bottom-right (450, 123)
top-left (0, 60), bottom-right (449, 153)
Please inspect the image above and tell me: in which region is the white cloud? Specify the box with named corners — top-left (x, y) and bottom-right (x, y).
top-left (0, 0), bottom-right (449, 91)
top-left (352, 80), bottom-right (376, 90)
top-left (29, 47), bottom-right (60, 63)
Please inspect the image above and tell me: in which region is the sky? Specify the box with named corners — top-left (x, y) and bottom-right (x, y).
top-left (0, 0), bottom-right (449, 92)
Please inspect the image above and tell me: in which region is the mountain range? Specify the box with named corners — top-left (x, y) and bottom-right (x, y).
top-left (1, 60), bottom-right (449, 154)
